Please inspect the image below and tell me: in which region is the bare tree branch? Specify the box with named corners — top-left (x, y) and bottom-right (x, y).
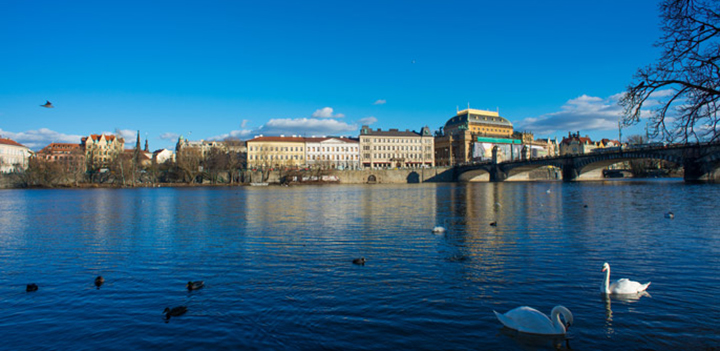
top-left (621, 0), bottom-right (720, 143)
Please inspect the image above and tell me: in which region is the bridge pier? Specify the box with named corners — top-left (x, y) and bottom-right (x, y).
top-left (682, 158), bottom-right (718, 182)
top-left (561, 165), bottom-right (578, 182)
top-left (489, 165), bottom-right (507, 182)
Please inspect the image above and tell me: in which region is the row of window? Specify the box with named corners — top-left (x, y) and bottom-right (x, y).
top-left (249, 155), bottom-right (303, 160)
top-left (371, 145), bottom-right (433, 151)
top-left (361, 138), bottom-right (432, 144)
top-left (310, 155), bottom-right (358, 161)
top-left (471, 127), bottom-right (510, 133)
top-left (249, 146), bottom-right (303, 152)
top-left (364, 153), bottom-right (428, 160)
top-left (307, 146), bottom-right (358, 152)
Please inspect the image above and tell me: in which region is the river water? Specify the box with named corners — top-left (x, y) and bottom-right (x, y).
top-left (0, 180), bottom-right (718, 350)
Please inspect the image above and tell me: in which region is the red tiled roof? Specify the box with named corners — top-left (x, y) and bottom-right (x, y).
top-left (0, 137), bottom-right (27, 148)
top-left (91, 134), bottom-right (115, 141)
top-left (560, 136), bottom-right (593, 145)
top-left (38, 143), bottom-right (82, 154)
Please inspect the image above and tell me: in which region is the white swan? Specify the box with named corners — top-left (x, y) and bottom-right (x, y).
top-left (493, 306), bottom-right (573, 335)
top-left (601, 262), bottom-right (651, 294)
top-left (432, 226), bottom-right (446, 233)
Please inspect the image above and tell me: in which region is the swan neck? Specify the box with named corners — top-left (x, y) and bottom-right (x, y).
top-left (602, 267), bottom-right (610, 293)
top-left (551, 309), bottom-right (566, 334)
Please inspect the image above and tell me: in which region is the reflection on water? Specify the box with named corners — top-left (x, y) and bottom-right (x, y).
top-left (0, 181), bottom-right (719, 350)
top-left (498, 327), bottom-right (571, 351)
top-left (603, 291), bottom-right (651, 339)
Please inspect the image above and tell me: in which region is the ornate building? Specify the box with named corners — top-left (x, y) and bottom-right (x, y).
top-left (434, 108), bottom-right (519, 166)
top-left (559, 131), bottom-right (599, 156)
top-left (81, 134), bottom-right (125, 170)
top-left (433, 108), bottom-right (542, 165)
top-left (358, 126), bottom-right (434, 169)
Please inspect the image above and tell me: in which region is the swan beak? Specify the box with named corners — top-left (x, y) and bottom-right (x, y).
top-left (602, 267), bottom-right (607, 272)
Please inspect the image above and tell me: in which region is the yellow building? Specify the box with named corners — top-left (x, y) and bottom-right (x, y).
top-left (435, 108), bottom-right (516, 165)
top-left (81, 134), bottom-right (125, 170)
top-left (246, 136), bottom-right (306, 169)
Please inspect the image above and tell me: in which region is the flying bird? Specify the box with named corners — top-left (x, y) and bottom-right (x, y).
top-left (40, 101), bottom-right (54, 108)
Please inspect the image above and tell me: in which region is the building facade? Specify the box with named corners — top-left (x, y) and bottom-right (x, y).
top-left (434, 108), bottom-right (517, 166)
top-left (152, 149), bottom-right (176, 164)
top-left (176, 136), bottom-right (228, 157)
top-left (81, 134), bottom-right (125, 170)
top-left (305, 137), bottom-right (359, 170)
top-left (37, 143), bottom-right (86, 171)
top-left (246, 136), bottom-right (306, 169)
top-left (359, 126), bottom-right (434, 169)
top-left (0, 137), bottom-right (32, 173)
top-left (559, 131), bottom-right (599, 156)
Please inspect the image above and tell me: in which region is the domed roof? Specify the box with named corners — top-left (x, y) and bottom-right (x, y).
top-left (444, 109), bottom-right (513, 130)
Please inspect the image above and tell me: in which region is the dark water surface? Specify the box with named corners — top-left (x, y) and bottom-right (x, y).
top-left (1, 180), bottom-right (719, 350)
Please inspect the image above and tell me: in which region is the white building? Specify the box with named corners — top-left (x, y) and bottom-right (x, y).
top-left (0, 137), bottom-right (32, 173)
top-left (305, 137), bottom-right (359, 170)
top-left (176, 136), bottom-right (229, 156)
top-left (152, 148), bottom-right (176, 164)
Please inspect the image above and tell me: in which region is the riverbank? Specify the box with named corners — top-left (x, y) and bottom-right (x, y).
top-left (1, 166), bottom-right (677, 189)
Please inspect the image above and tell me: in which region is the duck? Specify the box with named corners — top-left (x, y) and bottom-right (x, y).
top-left (665, 211), bottom-right (674, 219)
top-left (601, 262), bottom-right (651, 294)
top-left (26, 283), bottom-right (38, 292)
top-left (352, 257), bottom-right (366, 265)
top-left (432, 226), bottom-right (446, 234)
top-left (163, 306), bottom-right (188, 319)
top-left (187, 281), bottom-right (204, 291)
top-left (489, 222), bottom-right (497, 227)
top-left (494, 305), bottom-right (573, 335)
top-left (95, 276), bottom-right (104, 289)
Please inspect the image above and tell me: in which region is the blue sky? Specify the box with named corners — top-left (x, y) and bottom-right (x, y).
top-left (0, 0), bottom-right (662, 150)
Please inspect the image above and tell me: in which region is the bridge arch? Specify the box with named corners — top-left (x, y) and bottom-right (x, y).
top-left (505, 164), bottom-right (563, 181)
top-left (457, 169), bottom-right (490, 182)
top-left (452, 143), bottom-right (720, 182)
top-left (574, 153), bottom-right (683, 180)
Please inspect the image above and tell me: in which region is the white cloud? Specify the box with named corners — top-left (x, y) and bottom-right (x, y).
top-left (208, 129), bottom-right (254, 141)
top-left (114, 129), bottom-right (137, 141)
top-left (0, 128), bottom-right (83, 150)
top-left (110, 129), bottom-right (139, 148)
top-left (358, 116), bottom-right (378, 125)
top-left (256, 118), bottom-right (357, 137)
top-left (160, 132), bottom-right (180, 140)
top-left (311, 107), bottom-right (345, 118)
top-left (241, 119), bottom-right (250, 128)
top-left (514, 94), bottom-right (624, 136)
top-left (373, 99), bottom-right (387, 105)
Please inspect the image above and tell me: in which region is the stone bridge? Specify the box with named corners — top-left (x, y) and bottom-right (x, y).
top-left (455, 142), bottom-right (720, 182)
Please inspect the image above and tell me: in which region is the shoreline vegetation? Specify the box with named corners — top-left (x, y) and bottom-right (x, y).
top-left (0, 167), bottom-right (682, 189)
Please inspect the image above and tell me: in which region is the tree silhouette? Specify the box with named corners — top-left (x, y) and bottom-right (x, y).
top-left (620, 0), bottom-right (720, 143)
